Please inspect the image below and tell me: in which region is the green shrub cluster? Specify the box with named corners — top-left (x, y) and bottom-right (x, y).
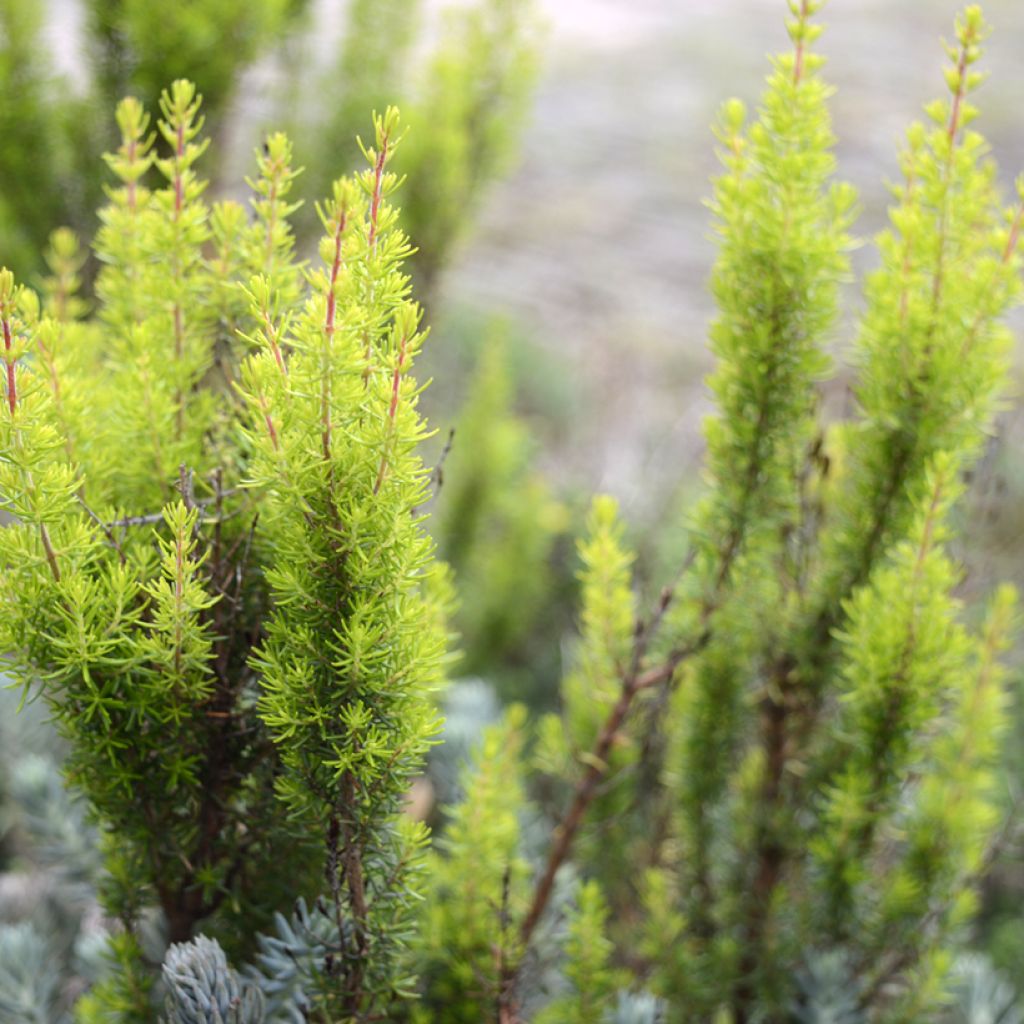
top-left (0, 2), bottom-right (1023, 1022)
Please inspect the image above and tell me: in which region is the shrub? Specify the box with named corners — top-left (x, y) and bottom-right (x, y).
top-left (0, 2), bottom-right (1021, 1021)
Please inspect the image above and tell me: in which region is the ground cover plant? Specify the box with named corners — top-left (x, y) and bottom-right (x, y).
top-left (1, 1), bottom-right (1023, 1022)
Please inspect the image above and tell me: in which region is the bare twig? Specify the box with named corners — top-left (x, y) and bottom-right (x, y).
top-left (412, 427), bottom-right (455, 516)
top-left (99, 488), bottom-right (241, 531)
top-left (178, 463), bottom-right (196, 511)
top-left (77, 495), bottom-right (127, 565)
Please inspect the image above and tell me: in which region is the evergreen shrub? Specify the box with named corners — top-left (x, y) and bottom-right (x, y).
top-left (1, 1), bottom-right (1023, 1021)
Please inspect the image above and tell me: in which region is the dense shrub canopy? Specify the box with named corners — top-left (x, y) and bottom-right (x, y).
top-left (0, 2), bottom-right (1023, 1022)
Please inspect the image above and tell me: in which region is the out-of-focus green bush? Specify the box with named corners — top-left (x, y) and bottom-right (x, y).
top-left (0, 0), bottom-right (540, 292)
top-left (433, 325), bottom-right (572, 706)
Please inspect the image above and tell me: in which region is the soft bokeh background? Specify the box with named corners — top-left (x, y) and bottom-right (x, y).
top-left (40, 0), bottom-right (1024, 520)
top-left (440, 0), bottom-right (1024, 514)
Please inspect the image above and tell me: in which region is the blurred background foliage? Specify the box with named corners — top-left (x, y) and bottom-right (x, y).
top-left (0, 0), bottom-right (539, 292)
top-left (6, 0), bottom-right (1024, 1017)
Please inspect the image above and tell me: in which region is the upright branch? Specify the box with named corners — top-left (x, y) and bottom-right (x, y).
top-left (245, 131), bottom-right (304, 299)
top-left (820, 3), bottom-right (1002, 609)
top-left (317, 186), bottom-right (349, 462)
top-left (519, 500), bottom-right (706, 956)
top-left (0, 269), bottom-right (61, 582)
top-left (366, 124), bottom-right (391, 252)
top-left (788, 0), bottom-right (818, 86)
top-left (660, 3), bottom-right (853, 999)
top-left (155, 81), bottom-right (210, 443)
top-left (242, 106), bottom-right (447, 1019)
top-left (1, 273), bottom-right (17, 415)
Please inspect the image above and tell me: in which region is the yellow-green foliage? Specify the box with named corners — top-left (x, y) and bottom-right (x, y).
top-left (409, 707), bottom-right (530, 1023)
top-left (536, 496), bottom-right (642, 903)
top-left (0, 85), bottom-right (448, 1020)
top-left (1, 0), bottom-right (539, 290)
top-left (87, 0), bottom-right (303, 130)
top-left (563, 497), bottom-right (636, 752)
top-left (534, 880), bottom-right (624, 1024)
top-left (1, 3), bottom-right (1022, 1022)
top-left (0, 0), bottom-right (97, 277)
top-left (538, 5), bottom-right (1022, 1020)
top-left (0, 0), bottom-right (306, 281)
top-left (663, 6), bottom-right (1017, 1018)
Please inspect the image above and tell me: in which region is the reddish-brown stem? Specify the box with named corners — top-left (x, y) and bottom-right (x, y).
top-left (3, 313), bottom-right (15, 415)
top-left (173, 305), bottom-right (185, 364)
top-left (335, 773), bottom-right (370, 1016)
top-left (3, 309), bottom-right (61, 582)
top-left (39, 526), bottom-right (61, 583)
top-left (36, 335), bottom-right (76, 463)
top-left (126, 136), bottom-right (138, 213)
top-left (388, 341), bottom-right (407, 421)
top-left (519, 679), bottom-right (638, 947)
top-left (495, 866), bottom-right (519, 1024)
top-left (898, 165), bottom-right (919, 329)
top-left (174, 122), bottom-right (185, 214)
top-left (260, 305), bottom-right (288, 379)
top-left (950, 203), bottom-right (1024, 367)
top-left (324, 214), bottom-right (346, 335)
top-left (946, 35), bottom-right (971, 145)
top-left (932, 33), bottom-right (972, 308)
top-left (264, 177), bottom-right (279, 271)
top-left (792, 0), bottom-right (810, 85)
top-left (1003, 203), bottom-right (1024, 264)
top-left (321, 211), bottom-right (347, 463)
top-left (368, 133), bottom-right (390, 252)
top-left (264, 414), bottom-right (279, 451)
top-left (518, 627), bottom-right (709, 950)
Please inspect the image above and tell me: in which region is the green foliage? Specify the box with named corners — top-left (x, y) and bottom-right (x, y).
top-left (561, 497), bottom-right (636, 755)
top-left (814, 457), bottom-right (976, 933)
top-left (308, 0), bottom-right (420, 189)
top-left (528, 4), bottom-right (1024, 1021)
top-left (819, 5), bottom-right (1016, 608)
top-left (408, 707), bottom-right (530, 1023)
top-left (291, 0), bottom-right (540, 294)
top-left (535, 496), bottom-right (643, 904)
top-left (534, 880), bottom-right (623, 1024)
top-left (73, 933), bottom-right (154, 1024)
top-left (0, 0), bottom-right (306, 281)
top-left (0, 0), bottom-right (540, 292)
top-left (434, 330), bottom-right (568, 700)
top-left (2, 3), bottom-right (1023, 1022)
top-left (241, 105), bottom-right (445, 1019)
top-left (397, 0), bottom-right (540, 290)
top-left (0, 82), bottom-right (446, 1019)
top-left (0, 0), bottom-right (95, 278)
top-left (86, 0), bottom-right (304, 136)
